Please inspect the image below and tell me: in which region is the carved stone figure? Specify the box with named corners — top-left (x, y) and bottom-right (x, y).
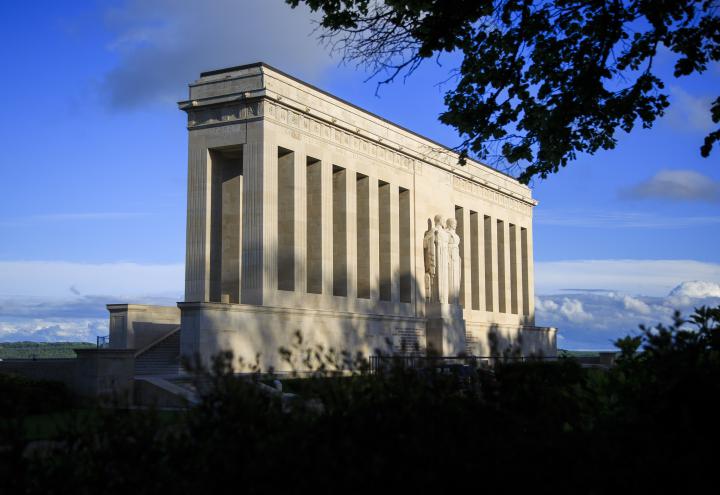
top-left (433, 214), bottom-right (450, 304)
top-left (423, 219), bottom-right (436, 302)
top-left (446, 218), bottom-right (462, 305)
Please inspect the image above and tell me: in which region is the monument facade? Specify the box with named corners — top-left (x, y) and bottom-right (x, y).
top-left (111, 62), bottom-right (556, 371)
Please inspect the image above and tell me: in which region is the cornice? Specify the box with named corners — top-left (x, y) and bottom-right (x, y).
top-left (178, 64), bottom-right (538, 210)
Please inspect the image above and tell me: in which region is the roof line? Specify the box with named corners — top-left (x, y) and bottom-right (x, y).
top-left (197, 62), bottom-right (519, 182)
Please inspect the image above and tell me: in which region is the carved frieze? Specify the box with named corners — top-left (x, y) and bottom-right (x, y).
top-left (186, 95), bottom-right (531, 212)
top-left (264, 100), bottom-right (415, 176)
top-left (187, 101), bottom-right (263, 127)
top-left (453, 176), bottom-right (532, 214)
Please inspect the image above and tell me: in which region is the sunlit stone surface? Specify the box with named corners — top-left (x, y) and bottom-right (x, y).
top-left (112, 63), bottom-right (556, 371)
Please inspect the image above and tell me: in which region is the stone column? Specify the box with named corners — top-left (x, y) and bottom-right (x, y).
top-left (513, 222), bottom-right (524, 318)
top-left (485, 215), bottom-right (498, 313)
top-left (346, 169), bottom-right (358, 301)
top-left (502, 220), bottom-right (512, 314)
top-left (241, 134), bottom-right (265, 305)
top-left (456, 208), bottom-right (471, 309)
top-left (322, 159), bottom-right (334, 296)
top-left (263, 137), bottom-right (278, 296)
top-left (295, 150), bottom-right (306, 295)
top-left (356, 175), bottom-right (371, 300)
top-left (476, 212), bottom-right (486, 312)
top-left (184, 143), bottom-right (210, 302)
top-left (390, 185), bottom-right (400, 302)
top-left (369, 176), bottom-right (380, 301)
top-left (332, 167), bottom-right (348, 297)
top-left (525, 224), bottom-right (536, 324)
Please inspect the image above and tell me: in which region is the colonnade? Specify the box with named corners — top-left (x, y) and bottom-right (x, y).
top-left (199, 144), bottom-right (415, 307)
top-left (454, 207), bottom-right (533, 317)
top-left (194, 144), bottom-right (533, 320)
top-left (273, 146), bottom-right (413, 304)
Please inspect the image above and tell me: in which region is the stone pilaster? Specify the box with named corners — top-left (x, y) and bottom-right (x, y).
top-left (369, 176), bottom-right (380, 301)
top-left (525, 224), bottom-right (536, 325)
top-left (241, 130), bottom-right (264, 305)
top-left (322, 159), bottom-right (334, 297)
top-left (294, 149), bottom-right (306, 296)
top-left (390, 185), bottom-right (400, 302)
top-left (184, 143), bottom-right (210, 302)
top-left (346, 169), bottom-right (358, 301)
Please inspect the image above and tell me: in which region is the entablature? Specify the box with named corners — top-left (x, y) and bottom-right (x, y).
top-left (178, 63), bottom-right (538, 210)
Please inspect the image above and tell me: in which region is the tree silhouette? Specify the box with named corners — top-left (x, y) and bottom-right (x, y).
top-left (286, 0), bottom-right (720, 183)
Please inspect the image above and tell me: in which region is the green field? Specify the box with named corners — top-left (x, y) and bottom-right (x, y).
top-left (0, 341), bottom-right (95, 359)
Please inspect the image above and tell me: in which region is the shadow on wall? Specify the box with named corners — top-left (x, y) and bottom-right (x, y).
top-left (180, 239), bottom-right (555, 372)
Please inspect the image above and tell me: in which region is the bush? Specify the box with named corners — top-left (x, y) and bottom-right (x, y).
top-left (0, 374), bottom-right (73, 418)
top-left (2, 306), bottom-right (718, 493)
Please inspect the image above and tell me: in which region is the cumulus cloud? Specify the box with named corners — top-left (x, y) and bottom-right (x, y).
top-left (664, 85), bottom-right (716, 132)
top-left (535, 297), bottom-right (558, 312)
top-left (622, 295), bottom-right (651, 315)
top-left (0, 319), bottom-right (107, 343)
top-left (535, 259), bottom-right (720, 297)
top-left (0, 261), bottom-right (182, 342)
top-left (101, 0), bottom-right (332, 109)
top-left (536, 281), bottom-right (720, 350)
top-left (666, 280), bottom-right (720, 306)
top-left (669, 280), bottom-right (720, 299)
top-left (559, 298), bottom-right (593, 323)
top-left (619, 169), bottom-right (720, 202)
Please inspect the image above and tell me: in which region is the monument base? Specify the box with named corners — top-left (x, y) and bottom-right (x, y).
top-left (425, 302), bottom-right (467, 356)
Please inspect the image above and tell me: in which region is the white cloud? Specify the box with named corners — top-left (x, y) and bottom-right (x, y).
top-left (665, 85), bottom-right (716, 132)
top-left (559, 298), bottom-right (592, 323)
top-left (535, 297), bottom-right (558, 312)
top-left (535, 209), bottom-right (720, 228)
top-left (0, 319), bottom-right (106, 343)
top-left (666, 280), bottom-right (720, 306)
top-left (101, 0), bottom-right (332, 109)
top-left (0, 260), bottom-right (182, 342)
top-left (622, 295), bottom-right (651, 315)
top-left (668, 280), bottom-right (720, 299)
top-left (535, 259), bottom-right (720, 297)
top-left (0, 261), bottom-right (183, 298)
top-left (619, 169), bottom-right (720, 202)
top-left (536, 280), bottom-right (720, 350)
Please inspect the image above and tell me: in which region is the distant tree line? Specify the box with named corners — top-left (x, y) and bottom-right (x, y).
top-left (0, 342), bottom-right (95, 360)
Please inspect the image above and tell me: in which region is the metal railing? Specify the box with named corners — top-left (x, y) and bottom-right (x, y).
top-left (368, 354), bottom-right (557, 373)
top-left (96, 335), bottom-right (110, 348)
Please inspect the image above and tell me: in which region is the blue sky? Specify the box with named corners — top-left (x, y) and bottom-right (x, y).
top-left (1, 0), bottom-right (719, 349)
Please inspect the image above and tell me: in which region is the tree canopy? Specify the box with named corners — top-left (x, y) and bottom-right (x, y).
top-left (286, 0), bottom-right (720, 183)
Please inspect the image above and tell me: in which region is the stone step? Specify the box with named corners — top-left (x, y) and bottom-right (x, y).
top-left (135, 331), bottom-right (181, 376)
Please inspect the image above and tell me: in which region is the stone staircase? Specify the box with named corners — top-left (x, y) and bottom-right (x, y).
top-left (135, 327), bottom-right (181, 376)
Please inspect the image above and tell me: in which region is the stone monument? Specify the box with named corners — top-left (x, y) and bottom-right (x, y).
top-left (104, 62), bottom-right (556, 371)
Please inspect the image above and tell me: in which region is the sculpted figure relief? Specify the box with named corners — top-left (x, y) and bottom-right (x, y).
top-left (433, 215), bottom-right (450, 304)
top-left (422, 220), bottom-right (436, 302)
top-left (446, 218), bottom-right (462, 305)
top-left (423, 214), bottom-right (462, 306)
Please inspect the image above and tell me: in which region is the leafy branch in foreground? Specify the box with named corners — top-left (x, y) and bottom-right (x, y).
top-left (3, 306), bottom-right (719, 492)
top-left (287, 0), bottom-right (720, 183)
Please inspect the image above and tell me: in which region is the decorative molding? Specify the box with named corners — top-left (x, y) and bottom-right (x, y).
top-left (187, 101), bottom-right (263, 127)
top-left (453, 176), bottom-right (533, 214)
top-left (185, 97), bottom-right (535, 211)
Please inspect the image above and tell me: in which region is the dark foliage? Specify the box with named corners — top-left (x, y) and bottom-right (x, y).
top-left (0, 342), bottom-right (95, 359)
top-left (286, 0), bottom-right (720, 183)
top-left (0, 374), bottom-right (73, 419)
top-left (1, 306), bottom-right (719, 493)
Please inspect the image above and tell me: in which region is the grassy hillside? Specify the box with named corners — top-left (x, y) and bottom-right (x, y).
top-left (0, 341), bottom-right (95, 359)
